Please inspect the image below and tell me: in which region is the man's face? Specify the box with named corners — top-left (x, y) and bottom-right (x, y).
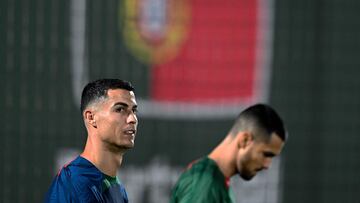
top-left (236, 133), bottom-right (284, 181)
top-left (94, 89), bottom-right (138, 151)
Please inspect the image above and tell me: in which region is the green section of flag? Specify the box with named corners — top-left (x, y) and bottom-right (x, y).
top-left (87, 0), bottom-right (150, 98)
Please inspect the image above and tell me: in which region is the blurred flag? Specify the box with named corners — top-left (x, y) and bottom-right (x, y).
top-left (122, 0), bottom-right (273, 118)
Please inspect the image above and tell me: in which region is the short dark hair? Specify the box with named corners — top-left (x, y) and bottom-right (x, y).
top-left (230, 104), bottom-right (287, 142)
top-left (80, 79), bottom-right (134, 113)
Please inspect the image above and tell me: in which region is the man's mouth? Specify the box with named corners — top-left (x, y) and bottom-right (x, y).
top-left (124, 129), bottom-right (136, 135)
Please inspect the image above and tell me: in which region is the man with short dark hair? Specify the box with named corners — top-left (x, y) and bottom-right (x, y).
top-left (45, 79), bottom-right (138, 203)
top-left (170, 104), bottom-right (287, 203)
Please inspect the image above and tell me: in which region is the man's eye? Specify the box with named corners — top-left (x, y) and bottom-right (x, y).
top-left (263, 152), bottom-right (275, 158)
top-left (132, 108), bottom-right (138, 114)
top-left (116, 107), bottom-right (125, 112)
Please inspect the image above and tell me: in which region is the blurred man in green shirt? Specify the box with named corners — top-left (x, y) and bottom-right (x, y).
top-left (170, 104), bottom-right (287, 203)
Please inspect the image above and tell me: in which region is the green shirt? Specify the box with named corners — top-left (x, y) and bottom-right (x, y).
top-left (170, 157), bottom-right (235, 203)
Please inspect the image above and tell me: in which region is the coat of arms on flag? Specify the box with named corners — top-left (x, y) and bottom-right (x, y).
top-left (121, 0), bottom-right (274, 119)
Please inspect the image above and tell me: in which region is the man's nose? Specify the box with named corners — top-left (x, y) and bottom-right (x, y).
top-left (127, 112), bottom-right (137, 124)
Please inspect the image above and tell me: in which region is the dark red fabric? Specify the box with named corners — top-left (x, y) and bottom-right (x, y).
top-left (151, 0), bottom-right (258, 103)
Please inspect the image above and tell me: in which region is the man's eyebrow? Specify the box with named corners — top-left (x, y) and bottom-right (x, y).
top-left (113, 102), bottom-right (129, 107)
top-left (113, 102), bottom-right (137, 109)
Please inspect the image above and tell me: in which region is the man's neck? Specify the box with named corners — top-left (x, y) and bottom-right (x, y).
top-left (81, 136), bottom-right (125, 177)
top-left (208, 135), bottom-right (237, 178)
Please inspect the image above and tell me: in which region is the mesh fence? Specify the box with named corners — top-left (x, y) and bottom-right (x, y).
top-left (1, 0), bottom-right (359, 202)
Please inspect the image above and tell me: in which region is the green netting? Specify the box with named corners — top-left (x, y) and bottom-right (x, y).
top-left (1, 0), bottom-right (359, 202)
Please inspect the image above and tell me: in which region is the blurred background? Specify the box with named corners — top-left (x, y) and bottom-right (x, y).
top-left (1, 0), bottom-right (360, 202)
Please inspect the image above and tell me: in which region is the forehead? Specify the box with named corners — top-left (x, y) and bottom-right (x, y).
top-left (106, 89), bottom-right (137, 105)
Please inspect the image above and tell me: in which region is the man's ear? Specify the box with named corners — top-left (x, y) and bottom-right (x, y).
top-left (84, 110), bottom-right (97, 128)
top-left (237, 132), bottom-right (253, 149)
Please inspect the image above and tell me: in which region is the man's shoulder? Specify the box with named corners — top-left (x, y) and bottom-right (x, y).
top-left (172, 157), bottom-right (221, 194)
top-left (66, 156), bottom-right (102, 181)
top-left (45, 156), bottom-right (103, 202)
top-left (171, 157), bottom-right (232, 203)
top-left (186, 157), bottom-right (222, 180)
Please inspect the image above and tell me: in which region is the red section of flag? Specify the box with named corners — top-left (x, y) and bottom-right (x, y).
top-left (151, 0), bottom-right (258, 103)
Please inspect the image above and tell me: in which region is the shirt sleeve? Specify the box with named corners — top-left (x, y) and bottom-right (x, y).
top-left (44, 169), bottom-right (79, 203)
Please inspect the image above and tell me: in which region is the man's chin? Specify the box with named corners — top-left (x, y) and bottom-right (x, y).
top-left (120, 143), bottom-right (134, 150)
top-left (240, 173), bottom-right (255, 181)
top-left (120, 139), bottom-right (135, 148)
top-left (111, 142), bottom-right (134, 151)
